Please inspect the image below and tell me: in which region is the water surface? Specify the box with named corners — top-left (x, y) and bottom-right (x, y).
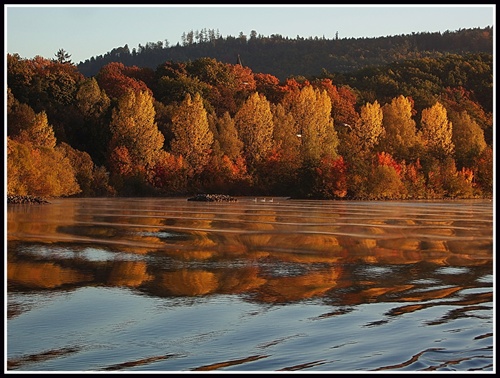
top-left (6, 197), bottom-right (494, 372)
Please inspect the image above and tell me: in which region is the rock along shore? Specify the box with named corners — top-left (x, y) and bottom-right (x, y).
top-left (187, 194), bottom-right (238, 202)
top-left (7, 195), bottom-right (50, 204)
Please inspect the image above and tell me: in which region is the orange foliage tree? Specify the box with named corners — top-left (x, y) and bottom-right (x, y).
top-left (368, 152), bottom-right (406, 200)
top-left (401, 159), bottom-right (427, 199)
top-left (150, 151), bottom-right (189, 195)
top-left (7, 137), bottom-right (81, 197)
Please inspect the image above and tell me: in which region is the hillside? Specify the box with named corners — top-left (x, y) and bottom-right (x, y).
top-left (77, 27), bottom-right (493, 80)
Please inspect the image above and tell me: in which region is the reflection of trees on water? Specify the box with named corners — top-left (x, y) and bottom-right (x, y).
top-left (7, 199), bottom-right (492, 317)
top-left (8, 234), bottom-right (492, 318)
top-left (7, 256), bottom-right (93, 289)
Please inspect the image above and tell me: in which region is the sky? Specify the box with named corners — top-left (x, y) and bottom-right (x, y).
top-left (5, 4), bottom-right (495, 65)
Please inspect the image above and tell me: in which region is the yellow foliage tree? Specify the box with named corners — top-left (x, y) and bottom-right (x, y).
top-left (286, 85), bottom-right (338, 165)
top-left (170, 92), bottom-right (214, 174)
top-left (353, 100), bottom-right (384, 151)
top-left (234, 92), bottom-right (274, 170)
top-left (109, 89), bottom-right (165, 173)
top-left (449, 110), bottom-right (487, 168)
top-left (420, 101), bottom-right (455, 159)
top-left (7, 137), bottom-right (81, 197)
top-left (271, 102), bottom-right (302, 171)
top-left (380, 95), bottom-right (421, 161)
top-left (17, 111), bottom-right (57, 149)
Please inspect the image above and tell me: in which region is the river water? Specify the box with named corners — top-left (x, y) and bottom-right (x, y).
top-left (6, 197), bottom-right (494, 372)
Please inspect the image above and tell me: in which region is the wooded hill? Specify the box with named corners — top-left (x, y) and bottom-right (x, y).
top-left (6, 26), bottom-right (494, 200)
top-left (77, 27), bottom-right (493, 80)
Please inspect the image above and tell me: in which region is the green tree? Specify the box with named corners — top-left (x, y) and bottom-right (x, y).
top-left (449, 110), bottom-right (487, 169)
top-left (7, 90), bottom-right (36, 138)
top-left (7, 53), bottom-right (35, 105)
top-left (54, 48), bottom-right (72, 64)
top-left (156, 74), bottom-right (213, 108)
top-left (76, 77), bottom-right (111, 118)
top-left (369, 165), bottom-right (407, 200)
top-left (74, 77), bottom-right (112, 165)
top-left (216, 111), bottom-right (243, 161)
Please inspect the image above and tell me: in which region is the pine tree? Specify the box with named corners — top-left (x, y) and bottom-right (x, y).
top-left (54, 48), bottom-right (72, 64)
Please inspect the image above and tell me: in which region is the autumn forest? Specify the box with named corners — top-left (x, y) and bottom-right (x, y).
top-left (6, 27), bottom-right (494, 200)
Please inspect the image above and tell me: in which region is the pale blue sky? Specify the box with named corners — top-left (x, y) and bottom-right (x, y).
top-left (5, 4), bottom-right (495, 65)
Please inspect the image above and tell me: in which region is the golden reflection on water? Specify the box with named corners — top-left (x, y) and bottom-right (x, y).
top-left (107, 261), bottom-right (153, 287)
top-left (7, 198), bottom-right (493, 309)
top-left (8, 261), bottom-right (93, 289)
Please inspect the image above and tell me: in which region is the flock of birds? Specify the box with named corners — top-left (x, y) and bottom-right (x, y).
top-left (252, 198), bottom-right (275, 203)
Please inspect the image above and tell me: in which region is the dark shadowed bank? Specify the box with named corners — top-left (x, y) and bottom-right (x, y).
top-left (6, 194), bottom-right (240, 204)
top-left (7, 195), bottom-right (50, 204)
top-left (187, 194), bottom-right (238, 202)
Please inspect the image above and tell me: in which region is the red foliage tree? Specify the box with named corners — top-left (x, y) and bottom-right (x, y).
top-left (150, 151), bottom-right (189, 194)
top-left (312, 78), bottom-right (359, 127)
top-left (96, 62), bottom-right (152, 100)
top-left (313, 156), bottom-right (348, 199)
top-left (254, 72), bottom-right (284, 104)
top-left (376, 151), bottom-right (402, 176)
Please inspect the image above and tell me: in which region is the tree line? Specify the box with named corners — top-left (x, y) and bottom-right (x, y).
top-left (76, 27), bottom-right (493, 80)
top-left (6, 50), bottom-right (493, 199)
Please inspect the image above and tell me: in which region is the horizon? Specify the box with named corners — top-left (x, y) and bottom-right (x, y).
top-left (5, 4), bottom-right (495, 65)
